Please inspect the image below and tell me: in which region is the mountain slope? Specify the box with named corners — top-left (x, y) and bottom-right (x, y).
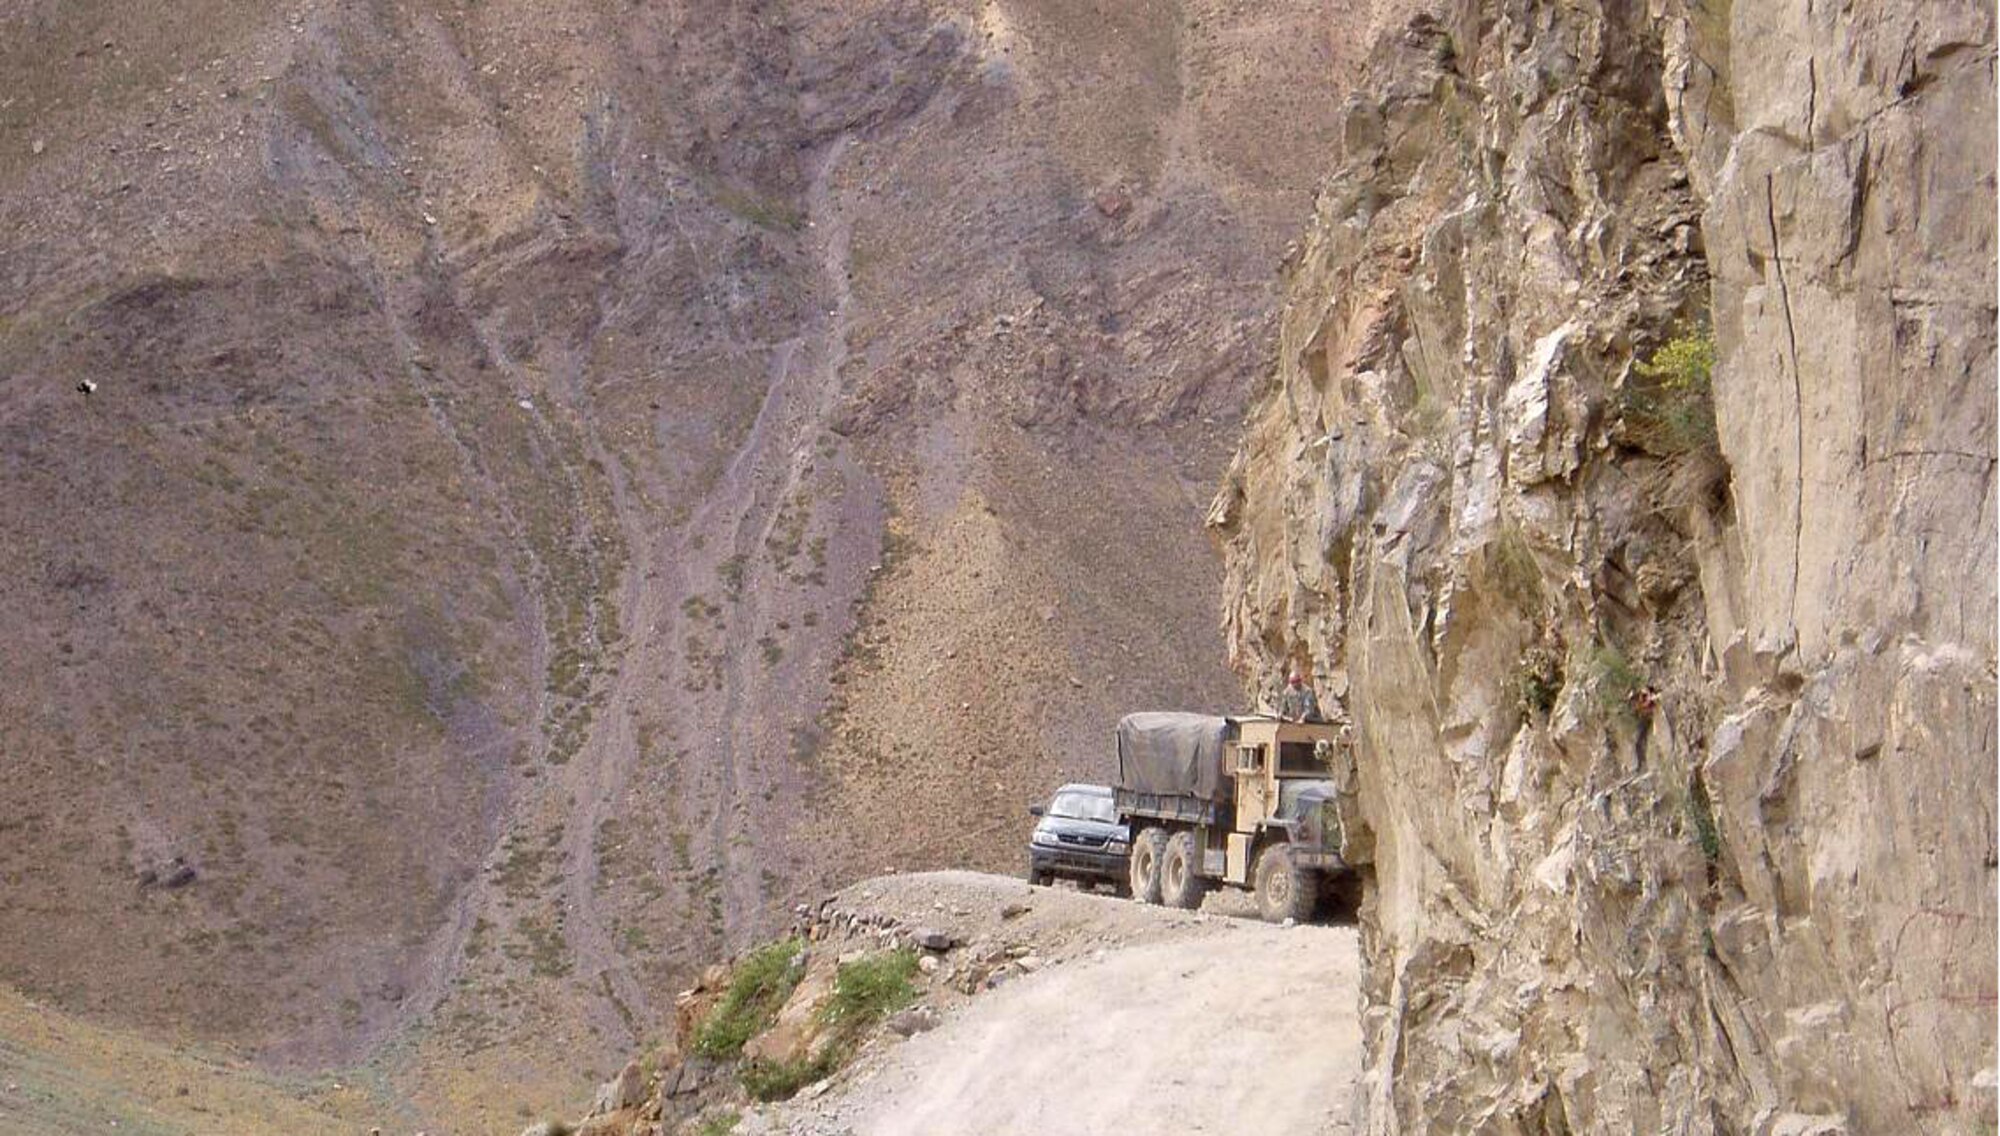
top-left (1, 0), bottom-right (1364, 1121)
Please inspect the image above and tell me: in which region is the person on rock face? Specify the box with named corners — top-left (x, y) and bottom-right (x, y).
top-left (1278, 669), bottom-right (1324, 723)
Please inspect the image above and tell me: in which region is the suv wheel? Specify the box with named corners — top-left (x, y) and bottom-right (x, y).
top-left (1160, 831), bottom-right (1209, 910)
top-left (1254, 843), bottom-right (1318, 923)
top-left (1129, 827), bottom-right (1167, 905)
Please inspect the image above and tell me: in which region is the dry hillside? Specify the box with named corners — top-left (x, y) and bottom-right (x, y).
top-left (0, 0), bottom-right (1387, 1124)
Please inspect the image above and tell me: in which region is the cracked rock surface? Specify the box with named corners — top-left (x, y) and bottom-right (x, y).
top-left (1213, 0), bottom-right (1995, 1131)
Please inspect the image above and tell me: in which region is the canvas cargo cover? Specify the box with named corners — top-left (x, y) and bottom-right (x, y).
top-left (1116, 712), bottom-right (1232, 799)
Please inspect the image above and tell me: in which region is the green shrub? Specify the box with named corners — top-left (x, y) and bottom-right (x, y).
top-left (1624, 324), bottom-right (1728, 512)
top-left (740, 1053), bottom-right (835, 1102)
top-left (822, 949), bottom-right (919, 1029)
top-left (692, 939), bottom-right (805, 1059)
top-left (737, 949), bottom-right (920, 1103)
top-left (1582, 642), bottom-right (1644, 718)
top-left (695, 1111), bottom-right (741, 1136)
top-left (1515, 644), bottom-right (1564, 719)
top-left (1686, 774), bottom-right (1722, 864)
top-left (1627, 324), bottom-right (1717, 453)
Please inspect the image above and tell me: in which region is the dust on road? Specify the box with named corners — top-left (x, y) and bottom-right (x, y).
top-left (785, 872), bottom-right (1362, 1136)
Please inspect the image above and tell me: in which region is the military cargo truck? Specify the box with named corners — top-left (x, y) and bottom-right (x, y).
top-left (1113, 712), bottom-right (1367, 922)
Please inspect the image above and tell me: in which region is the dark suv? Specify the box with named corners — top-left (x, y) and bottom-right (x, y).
top-left (1027, 783), bottom-right (1130, 893)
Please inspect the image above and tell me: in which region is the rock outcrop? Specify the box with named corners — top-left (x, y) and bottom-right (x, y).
top-left (1213, 0), bottom-right (1996, 1131)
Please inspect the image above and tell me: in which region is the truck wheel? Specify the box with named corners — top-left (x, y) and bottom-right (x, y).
top-left (1160, 831), bottom-right (1209, 910)
top-left (1253, 843), bottom-right (1318, 923)
top-left (1129, 828), bottom-right (1166, 905)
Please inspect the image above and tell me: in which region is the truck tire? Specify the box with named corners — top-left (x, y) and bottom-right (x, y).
top-left (1254, 843), bottom-right (1318, 923)
top-left (1129, 827), bottom-right (1167, 905)
top-left (1160, 830), bottom-right (1209, 910)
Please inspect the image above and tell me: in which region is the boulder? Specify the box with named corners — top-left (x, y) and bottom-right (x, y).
top-left (588, 1060), bottom-right (647, 1117)
top-left (885, 1006), bottom-right (939, 1037)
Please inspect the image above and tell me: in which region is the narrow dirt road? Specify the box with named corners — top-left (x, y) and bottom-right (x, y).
top-left (858, 932), bottom-right (1359, 1135)
top-left (775, 872), bottom-right (1363, 1136)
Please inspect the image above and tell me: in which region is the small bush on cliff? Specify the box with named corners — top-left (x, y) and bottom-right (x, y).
top-left (693, 938), bottom-right (805, 1059)
top-left (1515, 644), bottom-right (1564, 720)
top-left (1581, 642), bottom-right (1645, 719)
top-left (1686, 774), bottom-right (1722, 865)
top-left (1623, 323), bottom-right (1728, 512)
top-left (1490, 522), bottom-right (1545, 611)
top-left (1627, 324), bottom-right (1717, 452)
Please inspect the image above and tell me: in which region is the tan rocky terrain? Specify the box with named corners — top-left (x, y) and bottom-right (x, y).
top-left (7, 0), bottom-right (1993, 1132)
top-left (540, 870), bottom-right (1363, 1136)
top-left (0, 0), bottom-right (1387, 1125)
top-left (1214, 0), bottom-right (1997, 1131)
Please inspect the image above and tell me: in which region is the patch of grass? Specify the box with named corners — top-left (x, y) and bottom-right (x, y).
top-left (711, 183), bottom-right (806, 232)
top-left (505, 915), bottom-right (571, 978)
top-left (695, 1111), bottom-right (742, 1136)
top-left (740, 949), bottom-right (921, 1103)
top-left (1581, 641), bottom-right (1645, 718)
top-left (740, 1053), bottom-right (834, 1102)
top-left (1686, 773), bottom-right (1722, 864)
top-left (692, 939), bottom-right (805, 1059)
top-left (1489, 522), bottom-right (1544, 610)
top-left (718, 555), bottom-right (747, 602)
top-left (821, 949), bottom-right (919, 1030)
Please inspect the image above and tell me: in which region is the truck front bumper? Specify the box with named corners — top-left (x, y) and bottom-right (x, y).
top-left (1289, 846), bottom-right (1347, 871)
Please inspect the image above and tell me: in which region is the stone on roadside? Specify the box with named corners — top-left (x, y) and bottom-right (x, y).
top-left (588, 1060), bottom-right (646, 1116)
top-left (885, 1005), bottom-right (939, 1037)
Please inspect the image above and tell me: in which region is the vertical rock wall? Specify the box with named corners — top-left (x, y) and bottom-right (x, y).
top-left (1212, 1), bottom-right (1996, 1131)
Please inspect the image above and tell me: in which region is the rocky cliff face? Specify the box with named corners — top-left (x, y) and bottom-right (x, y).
top-left (1213, 1), bottom-right (1996, 1131)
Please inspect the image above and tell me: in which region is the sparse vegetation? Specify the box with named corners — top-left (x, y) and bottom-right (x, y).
top-left (1515, 644), bottom-right (1564, 719)
top-left (1490, 522), bottom-right (1545, 610)
top-left (1623, 323), bottom-right (1727, 511)
top-left (692, 939), bottom-right (805, 1059)
top-left (738, 948), bottom-right (919, 1102)
top-left (711, 182), bottom-right (806, 231)
top-left (1627, 324), bottom-right (1717, 452)
top-left (695, 1111), bottom-right (742, 1136)
top-left (718, 555), bottom-right (748, 602)
top-left (740, 1053), bottom-right (833, 1102)
top-left (823, 949), bottom-right (919, 1028)
top-left (1686, 774), bottom-right (1722, 864)
top-left (1580, 642), bottom-right (1645, 718)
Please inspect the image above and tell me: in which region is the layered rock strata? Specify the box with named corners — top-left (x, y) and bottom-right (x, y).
top-left (1213, 1), bottom-right (1996, 1130)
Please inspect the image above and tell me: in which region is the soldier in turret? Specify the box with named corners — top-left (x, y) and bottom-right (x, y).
top-left (1277, 668), bottom-right (1324, 723)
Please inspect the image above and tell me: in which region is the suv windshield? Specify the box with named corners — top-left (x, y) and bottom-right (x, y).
top-left (1049, 790), bottom-right (1117, 823)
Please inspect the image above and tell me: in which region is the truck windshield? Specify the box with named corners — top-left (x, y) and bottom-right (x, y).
top-left (1049, 791), bottom-right (1117, 823)
top-left (1278, 741), bottom-right (1327, 775)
